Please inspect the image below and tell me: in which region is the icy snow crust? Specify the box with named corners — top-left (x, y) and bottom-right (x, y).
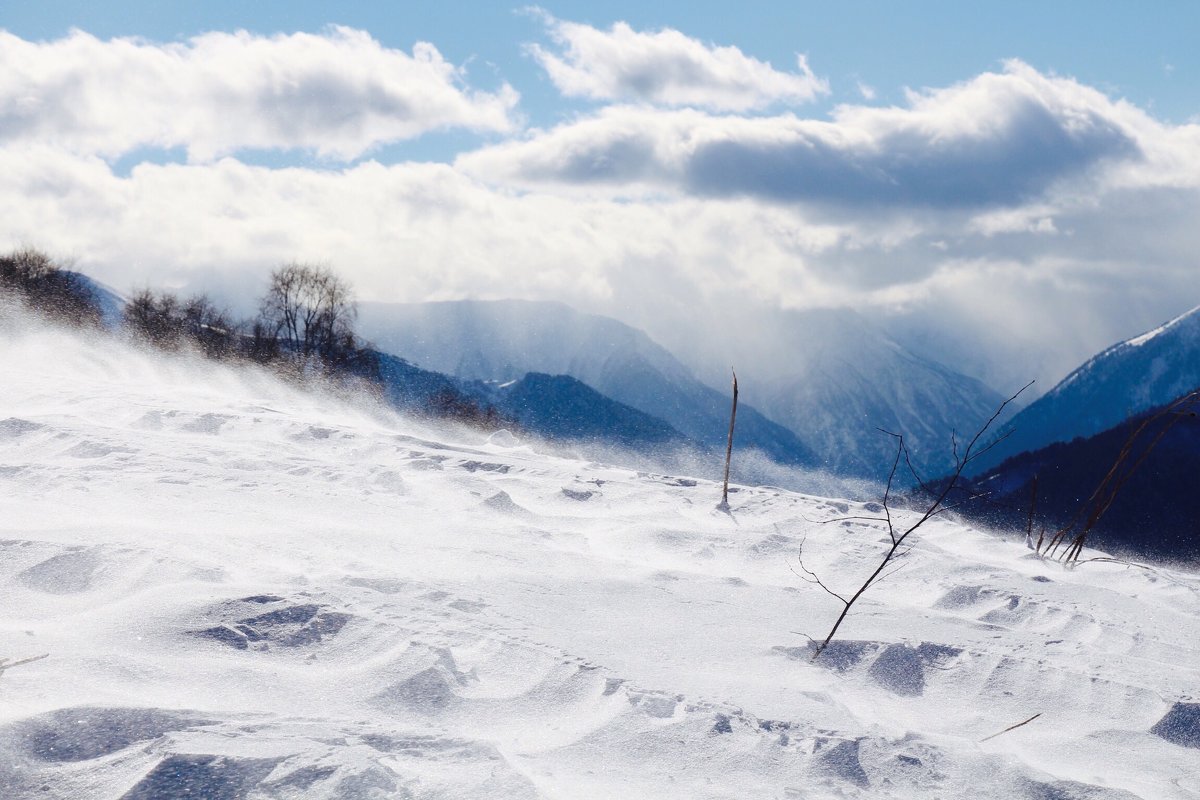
top-left (2, 318), bottom-right (1199, 799)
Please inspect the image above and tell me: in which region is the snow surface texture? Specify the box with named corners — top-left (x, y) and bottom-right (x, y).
top-left (2, 313), bottom-right (1199, 799)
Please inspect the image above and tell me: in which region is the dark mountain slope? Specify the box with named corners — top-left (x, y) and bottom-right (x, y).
top-left (952, 393), bottom-right (1200, 565)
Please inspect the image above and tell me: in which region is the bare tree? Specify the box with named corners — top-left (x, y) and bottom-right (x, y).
top-left (124, 289), bottom-right (182, 346)
top-left (125, 289), bottom-right (236, 357)
top-left (799, 381), bottom-right (1033, 660)
top-left (184, 295), bottom-right (237, 358)
top-left (0, 247), bottom-right (100, 326)
top-left (258, 263), bottom-right (358, 365)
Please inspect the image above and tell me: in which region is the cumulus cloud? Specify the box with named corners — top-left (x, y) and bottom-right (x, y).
top-left (0, 27), bottom-right (519, 161)
top-left (460, 61), bottom-right (1145, 209)
top-left (526, 11), bottom-right (827, 110)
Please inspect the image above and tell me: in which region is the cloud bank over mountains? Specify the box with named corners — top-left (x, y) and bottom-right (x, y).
top-left (3, 20), bottom-right (1200, 389)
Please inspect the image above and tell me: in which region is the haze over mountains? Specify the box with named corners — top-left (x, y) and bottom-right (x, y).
top-left (359, 300), bottom-right (820, 471)
top-left (359, 300), bottom-right (1012, 481)
top-left (729, 309), bottom-right (1014, 478)
top-left (67, 276), bottom-right (1200, 519)
top-left (65, 267), bottom-right (1200, 526)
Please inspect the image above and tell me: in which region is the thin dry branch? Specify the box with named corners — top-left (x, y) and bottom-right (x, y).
top-left (807, 514), bottom-right (889, 525)
top-left (0, 653), bottom-right (48, 677)
top-left (804, 381), bottom-right (1034, 661)
top-left (792, 535), bottom-right (849, 604)
top-left (1024, 474), bottom-right (1039, 549)
top-left (902, 447), bottom-right (931, 494)
top-left (877, 429), bottom-right (903, 544)
top-left (980, 712), bottom-right (1042, 742)
top-left (717, 369), bottom-right (738, 513)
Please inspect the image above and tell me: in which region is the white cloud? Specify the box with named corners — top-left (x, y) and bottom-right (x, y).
top-left (0, 27), bottom-right (519, 161)
top-left (460, 61), bottom-right (1153, 211)
top-left (526, 11), bottom-right (828, 110)
top-left (4, 44), bottom-right (1200, 395)
top-left (7, 134), bottom-right (1200, 393)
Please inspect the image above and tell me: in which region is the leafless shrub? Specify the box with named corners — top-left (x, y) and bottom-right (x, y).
top-left (799, 381), bottom-right (1033, 660)
top-left (125, 289), bottom-right (238, 357)
top-left (0, 248), bottom-right (101, 326)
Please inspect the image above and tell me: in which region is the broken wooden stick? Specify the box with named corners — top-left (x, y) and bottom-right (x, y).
top-left (0, 653), bottom-right (48, 678)
top-left (980, 712), bottom-right (1042, 742)
top-left (717, 369), bottom-right (738, 512)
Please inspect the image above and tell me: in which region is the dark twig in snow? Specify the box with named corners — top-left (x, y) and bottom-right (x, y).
top-left (792, 536), bottom-right (848, 604)
top-left (801, 381), bottom-right (1034, 661)
top-left (717, 369), bottom-right (738, 514)
top-left (981, 712), bottom-right (1042, 742)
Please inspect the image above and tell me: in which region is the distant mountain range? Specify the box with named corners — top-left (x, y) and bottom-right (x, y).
top-left (487, 372), bottom-right (688, 448)
top-left (358, 300), bottom-right (821, 470)
top-left (969, 305), bottom-right (1200, 477)
top-left (92, 279), bottom-right (1200, 531)
top-left (59, 284), bottom-right (705, 470)
top-left (374, 352), bottom-right (691, 453)
top-left (359, 300), bottom-right (1016, 481)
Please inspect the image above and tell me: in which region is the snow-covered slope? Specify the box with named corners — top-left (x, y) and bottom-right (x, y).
top-left (970, 305), bottom-right (1200, 476)
top-left (358, 300), bottom-right (820, 469)
top-left (2, 313), bottom-right (1199, 799)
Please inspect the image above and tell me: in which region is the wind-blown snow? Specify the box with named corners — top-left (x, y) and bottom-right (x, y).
top-left (2, 312), bottom-right (1198, 799)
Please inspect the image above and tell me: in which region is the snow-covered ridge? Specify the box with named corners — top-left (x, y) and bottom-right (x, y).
top-left (2, 315), bottom-right (1198, 798)
top-left (1126, 304), bottom-right (1200, 348)
top-left (969, 303), bottom-right (1200, 476)
top-left (1050, 304), bottom-right (1200, 398)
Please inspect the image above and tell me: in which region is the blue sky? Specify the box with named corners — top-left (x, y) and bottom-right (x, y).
top-left (3, 2), bottom-right (1200, 391)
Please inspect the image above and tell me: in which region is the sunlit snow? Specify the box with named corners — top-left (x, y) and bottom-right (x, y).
top-left (2, 311), bottom-right (1198, 798)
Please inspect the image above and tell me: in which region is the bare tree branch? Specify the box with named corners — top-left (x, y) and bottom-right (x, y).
top-left (0, 653), bottom-right (48, 677)
top-left (793, 535), bottom-right (849, 604)
top-left (717, 369), bottom-right (738, 513)
top-left (807, 514), bottom-right (889, 525)
top-left (980, 712), bottom-right (1042, 742)
top-left (804, 381), bottom-right (1034, 660)
top-left (1041, 390), bottom-right (1199, 563)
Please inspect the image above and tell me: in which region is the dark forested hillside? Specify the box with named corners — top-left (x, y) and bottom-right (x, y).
top-left (952, 394), bottom-right (1200, 564)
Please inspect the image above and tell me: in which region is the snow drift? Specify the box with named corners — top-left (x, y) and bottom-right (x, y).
top-left (1, 310), bottom-right (1198, 799)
